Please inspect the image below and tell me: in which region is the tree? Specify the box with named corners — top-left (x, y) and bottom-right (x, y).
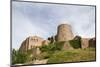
top-left (12, 49), bottom-right (30, 64)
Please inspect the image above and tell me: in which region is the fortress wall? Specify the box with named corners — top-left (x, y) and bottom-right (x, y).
top-left (19, 36), bottom-right (45, 52)
top-left (57, 24), bottom-right (74, 41)
top-left (89, 38), bottom-right (96, 48)
top-left (81, 38), bottom-right (90, 48)
top-left (19, 39), bottom-right (28, 53)
top-left (27, 36), bottom-right (44, 49)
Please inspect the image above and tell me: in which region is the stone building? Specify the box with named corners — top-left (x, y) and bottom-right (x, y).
top-left (19, 36), bottom-right (45, 53)
top-left (62, 41), bottom-right (73, 50)
top-left (81, 37), bottom-right (96, 49)
top-left (81, 38), bottom-right (90, 48)
top-left (42, 40), bottom-right (50, 45)
top-left (89, 37), bottom-right (96, 48)
top-left (19, 23), bottom-right (96, 53)
top-left (57, 24), bottom-right (74, 41)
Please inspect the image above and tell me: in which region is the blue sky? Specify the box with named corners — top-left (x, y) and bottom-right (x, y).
top-left (12, 1), bottom-right (95, 49)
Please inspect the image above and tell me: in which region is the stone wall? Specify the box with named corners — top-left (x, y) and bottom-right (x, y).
top-left (28, 36), bottom-right (44, 49)
top-left (19, 23), bottom-right (96, 53)
top-left (42, 40), bottom-right (50, 45)
top-left (89, 38), bottom-right (96, 48)
top-left (81, 38), bottom-right (96, 49)
top-left (57, 24), bottom-right (74, 41)
top-left (19, 36), bottom-right (45, 53)
top-left (19, 38), bottom-right (29, 52)
top-left (62, 41), bottom-right (73, 50)
top-left (81, 38), bottom-right (90, 48)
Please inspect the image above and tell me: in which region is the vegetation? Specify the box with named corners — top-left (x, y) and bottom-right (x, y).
top-left (69, 40), bottom-right (81, 49)
top-left (12, 49), bottom-right (35, 64)
top-left (39, 41), bottom-right (95, 64)
top-left (47, 48), bottom-right (96, 64)
top-left (40, 41), bottom-right (65, 52)
top-left (12, 40), bottom-right (95, 65)
top-left (35, 41), bottom-right (66, 60)
top-left (12, 49), bottom-right (27, 64)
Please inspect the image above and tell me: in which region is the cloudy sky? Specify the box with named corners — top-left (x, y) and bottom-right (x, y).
top-left (12, 1), bottom-right (95, 49)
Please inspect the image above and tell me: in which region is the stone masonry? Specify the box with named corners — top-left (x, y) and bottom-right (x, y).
top-left (19, 23), bottom-right (96, 53)
top-left (57, 24), bottom-right (74, 41)
top-left (19, 36), bottom-right (46, 53)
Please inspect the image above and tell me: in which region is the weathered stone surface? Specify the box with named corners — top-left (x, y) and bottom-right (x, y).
top-left (57, 24), bottom-right (74, 41)
top-left (36, 48), bottom-right (41, 55)
top-left (19, 38), bottom-right (29, 52)
top-left (42, 40), bottom-right (50, 45)
top-left (19, 36), bottom-right (45, 53)
top-left (28, 36), bottom-right (44, 48)
top-left (81, 38), bottom-right (90, 48)
top-left (19, 23), bottom-right (96, 53)
top-left (62, 41), bottom-right (73, 50)
top-left (89, 37), bottom-right (96, 48)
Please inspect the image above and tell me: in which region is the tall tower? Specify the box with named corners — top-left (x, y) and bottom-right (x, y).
top-left (57, 24), bottom-right (74, 41)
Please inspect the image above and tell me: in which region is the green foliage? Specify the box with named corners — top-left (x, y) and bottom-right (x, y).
top-left (37, 52), bottom-right (52, 60)
top-left (12, 49), bottom-right (35, 64)
top-left (12, 49), bottom-right (27, 64)
top-left (54, 41), bottom-right (65, 50)
top-left (47, 50), bottom-right (78, 64)
top-left (40, 41), bottom-right (65, 52)
top-left (47, 48), bottom-right (96, 64)
top-left (39, 41), bottom-right (66, 61)
top-left (83, 47), bottom-right (96, 51)
top-left (69, 40), bottom-right (81, 49)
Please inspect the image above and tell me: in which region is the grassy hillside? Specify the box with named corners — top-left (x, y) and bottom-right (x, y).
top-left (12, 41), bottom-right (96, 65)
top-left (47, 48), bottom-right (96, 64)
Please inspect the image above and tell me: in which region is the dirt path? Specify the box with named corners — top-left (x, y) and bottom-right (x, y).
top-left (33, 59), bottom-right (48, 64)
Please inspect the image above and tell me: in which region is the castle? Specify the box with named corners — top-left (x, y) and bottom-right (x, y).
top-left (19, 23), bottom-right (96, 53)
top-left (57, 24), bottom-right (74, 41)
top-left (19, 36), bottom-right (50, 53)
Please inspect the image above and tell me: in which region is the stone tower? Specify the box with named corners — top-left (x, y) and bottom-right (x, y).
top-left (57, 24), bottom-right (74, 41)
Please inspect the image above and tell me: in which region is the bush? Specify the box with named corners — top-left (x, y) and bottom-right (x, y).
top-left (12, 49), bottom-right (35, 64)
top-left (12, 49), bottom-right (28, 64)
top-left (54, 41), bottom-right (65, 50)
top-left (40, 41), bottom-right (65, 52)
top-left (69, 40), bottom-right (81, 49)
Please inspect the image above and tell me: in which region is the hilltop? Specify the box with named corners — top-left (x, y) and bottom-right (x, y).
top-left (12, 23), bottom-right (96, 65)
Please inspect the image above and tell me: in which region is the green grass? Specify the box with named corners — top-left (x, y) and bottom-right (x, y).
top-left (12, 40), bottom-right (96, 65)
top-left (47, 48), bottom-right (96, 64)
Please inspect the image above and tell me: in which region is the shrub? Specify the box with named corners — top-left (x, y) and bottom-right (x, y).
top-left (40, 41), bottom-right (65, 52)
top-left (69, 40), bottom-right (81, 49)
top-left (12, 49), bottom-right (28, 64)
top-left (54, 41), bottom-right (65, 50)
top-left (12, 49), bottom-right (34, 64)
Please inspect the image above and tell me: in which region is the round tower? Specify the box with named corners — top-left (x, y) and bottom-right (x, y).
top-left (57, 24), bottom-right (74, 41)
